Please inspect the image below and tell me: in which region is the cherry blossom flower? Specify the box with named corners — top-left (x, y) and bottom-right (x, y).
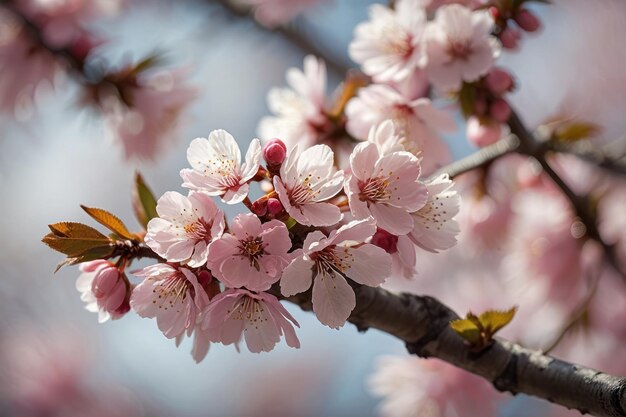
top-left (409, 174), bottom-right (460, 252)
top-left (424, 4), bottom-right (500, 92)
top-left (145, 191), bottom-right (225, 267)
top-left (131, 264), bottom-right (211, 362)
top-left (349, 0), bottom-right (427, 82)
top-left (345, 82), bottom-right (455, 174)
top-left (273, 144), bottom-right (344, 226)
top-left (207, 213), bottom-right (292, 292)
top-left (368, 356), bottom-right (504, 417)
top-left (180, 129), bottom-right (261, 204)
top-left (0, 11), bottom-right (59, 116)
top-left (104, 68), bottom-right (198, 160)
top-left (258, 55), bottom-right (328, 149)
top-left (281, 218), bottom-right (392, 328)
top-left (201, 288), bottom-right (300, 353)
top-left (239, 0), bottom-right (323, 28)
top-left (371, 229), bottom-right (418, 279)
top-left (75, 260), bottom-right (130, 323)
top-left (345, 140), bottom-right (427, 235)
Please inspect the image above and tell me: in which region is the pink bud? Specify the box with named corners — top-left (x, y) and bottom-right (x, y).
top-left (103, 279), bottom-right (127, 311)
top-left (267, 198), bottom-right (284, 215)
top-left (251, 199), bottom-right (268, 216)
top-left (92, 267), bottom-right (120, 297)
top-left (466, 116), bottom-right (502, 147)
top-left (514, 9), bottom-right (541, 32)
top-left (370, 228), bottom-right (398, 254)
top-left (489, 99), bottom-right (511, 123)
top-left (499, 27), bottom-right (521, 49)
top-left (197, 270), bottom-right (213, 287)
top-left (474, 95), bottom-right (487, 116)
top-left (263, 139), bottom-right (287, 165)
top-left (485, 68), bottom-right (513, 95)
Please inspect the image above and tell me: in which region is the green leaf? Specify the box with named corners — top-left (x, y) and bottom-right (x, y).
top-left (450, 318), bottom-right (482, 345)
top-left (284, 217), bottom-right (298, 230)
top-left (458, 83), bottom-right (476, 118)
top-left (553, 121), bottom-right (601, 142)
top-left (80, 206), bottom-right (135, 240)
top-left (479, 307), bottom-right (518, 335)
top-left (132, 172), bottom-right (158, 229)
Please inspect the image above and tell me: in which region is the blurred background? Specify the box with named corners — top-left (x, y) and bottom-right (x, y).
top-left (1, 0), bottom-right (625, 416)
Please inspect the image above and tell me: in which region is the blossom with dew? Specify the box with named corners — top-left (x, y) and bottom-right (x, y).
top-left (281, 218), bottom-right (392, 328)
top-left (131, 264), bottom-right (212, 362)
top-left (345, 140), bottom-right (428, 235)
top-left (258, 55), bottom-right (328, 149)
top-left (180, 129), bottom-right (261, 204)
top-left (145, 191), bottom-right (225, 267)
top-left (201, 288), bottom-right (300, 353)
top-left (345, 82), bottom-right (455, 174)
top-left (104, 68), bottom-right (198, 160)
top-left (75, 260), bottom-right (130, 323)
top-left (207, 213), bottom-right (292, 292)
top-left (409, 173), bottom-right (460, 252)
top-left (424, 4), bottom-right (500, 92)
top-left (273, 144), bottom-right (344, 226)
top-left (349, 0), bottom-right (427, 82)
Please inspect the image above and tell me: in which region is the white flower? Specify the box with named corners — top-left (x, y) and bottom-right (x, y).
top-left (424, 4), bottom-right (500, 92)
top-left (145, 191), bottom-right (225, 267)
top-left (349, 0), bottom-right (428, 82)
top-left (345, 82), bottom-right (455, 174)
top-left (273, 144), bottom-right (344, 227)
top-left (409, 173), bottom-right (460, 252)
top-left (257, 55), bottom-right (328, 149)
top-left (180, 129), bottom-right (261, 204)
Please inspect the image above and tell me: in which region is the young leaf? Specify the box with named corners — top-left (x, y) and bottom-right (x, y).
top-left (449, 318), bottom-right (482, 345)
top-left (54, 245), bottom-right (116, 273)
top-left (48, 222), bottom-right (107, 239)
top-left (80, 206), bottom-right (135, 240)
top-left (132, 172), bottom-right (158, 229)
top-left (479, 307), bottom-right (518, 335)
top-left (42, 232), bottom-right (111, 258)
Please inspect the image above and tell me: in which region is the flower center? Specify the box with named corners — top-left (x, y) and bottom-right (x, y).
top-left (240, 236), bottom-right (265, 259)
top-left (360, 177), bottom-right (391, 203)
top-left (229, 296), bottom-right (267, 326)
top-left (311, 246), bottom-right (353, 277)
top-left (383, 26), bottom-right (413, 58)
top-left (447, 40), bottom-right (472, 61)
top-left (152, 272), bottom-right (193, 310)
top-left (289, 177), bottom-right (317, 206)
top-left (204, 156), bottom-right (241, 187)
top-left (184, 218), bottom-right (213, 241)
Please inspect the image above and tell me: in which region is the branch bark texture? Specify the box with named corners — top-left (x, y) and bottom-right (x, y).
top-left (282, 285), bottom-right (626, 417)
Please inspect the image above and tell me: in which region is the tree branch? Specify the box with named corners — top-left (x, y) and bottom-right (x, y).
top-left (509, 111), bottom-right (626, 281)
top-left (280, 284), bottom-right (626, 417)
top-left (543, 140), bottom-right (626, 177)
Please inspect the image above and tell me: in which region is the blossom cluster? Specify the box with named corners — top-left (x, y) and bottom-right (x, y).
top-left (75, 124), bottom-right (459, 360)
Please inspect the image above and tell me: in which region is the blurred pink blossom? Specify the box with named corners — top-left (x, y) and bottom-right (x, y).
top-left (238, 0), bottom-right (324, 28)
top-left (104, 68), bottom-right (197, 160)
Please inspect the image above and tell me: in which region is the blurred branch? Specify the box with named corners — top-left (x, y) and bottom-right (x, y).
top-left (510, 111), bottom-right (626, 282)
top-left (277, 283), bottom-right (626, 417)
top-left (430, 134), bottom-right (520, 180)
top-left (543, 140), bottom-right (626, 177)
top-left (208, 0), bottom-right (350, 76)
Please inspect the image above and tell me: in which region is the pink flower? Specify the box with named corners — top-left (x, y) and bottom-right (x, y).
top-left (201, 288), bottom-right (300, 353)
top-left (345, 140), bottom-right (428, 235)
top-left (104, 68), bottom-right (197, 160)
top-left (257, 55), bottom-right (328, 149)
top-left (180, 129), bottom-right (261, 204)
top-left (368, 356), bottom-right (504, 417)
top-left (0, 11), bottom-right (59, 116)
top-left (131, 264), bottom-right (211, 362)
top-left (409, 174), bottom-right (460, 252)
top-left (145, 191), bottom-right (225, 267)
top-left (345, 82), bottom-right (455, 174)
top-left (75, 260), bottom-right (130, 323)
top-left (207, 213), bottom-right (292, 292)
top-left (280, 218), bottom-right (392, 328)
top-left (371, 229), bottom-right (418, 279)
top-left (466, 116), bottom-right (502, 147)
top-left (349, 0), bottom-right (427, 82)
top-left (273, 144), bottom-right (344, 226)
top-left (241, 0), bottom-right (324, 28)
top-left (424, 4), bottom-right (500, 92)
